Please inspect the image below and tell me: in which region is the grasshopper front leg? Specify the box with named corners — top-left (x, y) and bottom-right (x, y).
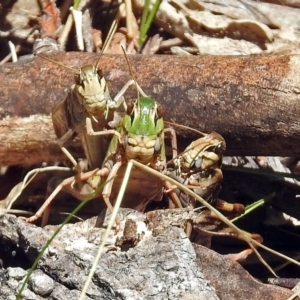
top-left (22, 123), bottom-right (122, 225)
top-left (22, 168), bottom-right (110, 225)
top-left (99, 162), bottom-right (122, 216)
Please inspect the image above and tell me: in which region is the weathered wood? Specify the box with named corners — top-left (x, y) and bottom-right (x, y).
top-left (1, 52), bottom-right (300, 166)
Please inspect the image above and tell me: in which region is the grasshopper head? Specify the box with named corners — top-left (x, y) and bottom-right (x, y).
top-left (74, 65), bottom-right (110, 116)
top-left (182, 132), bottom-right (226, 172)
top-left (74, 65), bottom-right (103, 85)
top-left (122, 97), bottom-right (164, 164)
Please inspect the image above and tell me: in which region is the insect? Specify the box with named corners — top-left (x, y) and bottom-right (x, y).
top-left (50, 58), bottom-right (127, 171)
top-left (40, 29), bottom-right (132, 172)
top-left (23, 46), bottom-right (179, 224)
top-left (161, 132), bottom-right (263, 261)
top-left (92, 91), bottom-right (166, 213)
top-left (166, 132), bottom-right (244, 214)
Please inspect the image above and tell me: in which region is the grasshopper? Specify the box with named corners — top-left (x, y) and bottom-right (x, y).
top-left (51, 60), bottom-right (127, 171)
top-left (163, 132), bottom-right (262, 260)
top-left (93, 90), bottom-right (166, 214)
top-left (41, 30), bottom-right (134, 171)
top-left (166, 132), bottom-right (244, 214)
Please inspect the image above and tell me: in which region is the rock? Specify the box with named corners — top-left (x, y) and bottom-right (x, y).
top-left (28, 269), bottom-right (55, 296)
top-left (7, 267), bottom-right (27, 280)
top-left (194, 244), bottom-right (293, 300)
top-left (0, 209), bottom-right (294, 299)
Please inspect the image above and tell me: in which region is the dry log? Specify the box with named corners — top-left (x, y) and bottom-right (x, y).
top-left (1, 52), bottom-right (300, 166)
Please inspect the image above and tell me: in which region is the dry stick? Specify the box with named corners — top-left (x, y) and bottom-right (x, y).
top-left (2, 53), bottom-right (300, 166)
top-left (288, 289), bottom-right (300, 300)
top-left (0, 44), bottom-right (21, 64)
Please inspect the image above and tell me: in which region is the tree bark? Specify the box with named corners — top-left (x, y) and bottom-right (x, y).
top-left (1, 52), bottom-right (300, 166)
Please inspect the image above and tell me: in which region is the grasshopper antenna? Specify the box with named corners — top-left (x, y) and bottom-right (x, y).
top-left (120, 45), bottom-right (140, 101)
top-left (164, 121), bottom-right (206, 136)
top-left (36, 53), bottom-right (78, 73)
top-left (93, 22), bottom-right (118, 71)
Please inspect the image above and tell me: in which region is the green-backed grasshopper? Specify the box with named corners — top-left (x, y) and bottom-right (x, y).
top-left (166, 132), bottom-right (244, 214)
top-left (93, 89), bottom-right (167, 214)
top-left (86, 45), bottom-right (179, 215)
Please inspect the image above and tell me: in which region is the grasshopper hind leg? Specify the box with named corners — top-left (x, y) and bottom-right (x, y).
top-left (101, 162), bottom-right (123, 227)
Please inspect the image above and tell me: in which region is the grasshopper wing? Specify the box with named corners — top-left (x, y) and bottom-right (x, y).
top-left (52, 97), bottom-right (77, 147)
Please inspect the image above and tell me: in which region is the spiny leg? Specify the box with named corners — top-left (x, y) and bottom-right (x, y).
top-left (164, 180), bottom-right (183, 209)
top-left (112, 79), bottom-right (136, 110)
top-left (56, 127), bottom-right (84, 175)
top-left (110, 78), bottom-right (149, 112)
top-left (194, 210), bottom-right (263, 261)
top-left (164, 127), bottom-right (178, 159)
top-left (101, 162), bottom-right (123, 227)
top-left (20, 168), bottom-right (104, 224)
top-left (86, 117), bottom-right (121, 139)
top-left (215, 199), bottom-right (245, 217)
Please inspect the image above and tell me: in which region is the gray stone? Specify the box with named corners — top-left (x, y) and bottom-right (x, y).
top-left (0, 210), bottom-right (294, 300)
top-left (29, 269), bottom-right (55, 296)
top-left (7, 267), bottom-right (27, 280)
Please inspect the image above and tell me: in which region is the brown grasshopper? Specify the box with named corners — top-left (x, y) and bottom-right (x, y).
top-left (162, 132), bottom-right (263, 260)
top-left (50, 59), bottom-right (130, 171)
top-left (166, 132), bottom-right (244, 214)
top-left (38, 29), bottom-right (137, 172)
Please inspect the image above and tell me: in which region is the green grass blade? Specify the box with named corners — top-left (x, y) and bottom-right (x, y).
top-left (73, 0), bottom-right (81, 10)
top-left (231, 193), bottom-right (275, 223)
top-left (139, 0), bottom-right (162, 46)
top-left (139, 0), bottom-right (150, 38)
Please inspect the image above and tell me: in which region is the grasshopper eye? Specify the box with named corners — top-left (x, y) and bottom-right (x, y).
top-left (213, 143), bottom-right (224, 155)
top-left (191, 157), bottom-right (203, 169)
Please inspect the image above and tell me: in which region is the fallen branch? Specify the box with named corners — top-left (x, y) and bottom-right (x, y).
top-left (1, 52), bottom-right (300, 165)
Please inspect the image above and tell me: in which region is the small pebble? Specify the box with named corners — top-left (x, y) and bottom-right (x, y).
top-left (28, 269), bottom-right (54, 296)
top-left (7, 267), bottom-right (27, 280)
top-left (19, 288), bottom-right (37, 299)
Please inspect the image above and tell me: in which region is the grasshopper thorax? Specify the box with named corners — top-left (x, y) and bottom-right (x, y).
top-left (125, 97), bottom-right (164, 135)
